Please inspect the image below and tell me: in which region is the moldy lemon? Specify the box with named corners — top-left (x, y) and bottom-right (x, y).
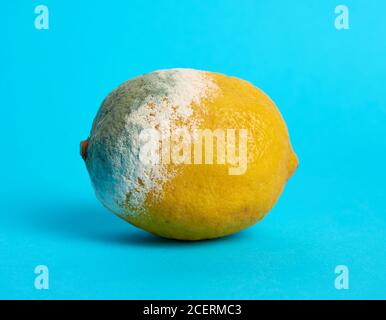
top-left (81, 69), bottom-right (298, 240)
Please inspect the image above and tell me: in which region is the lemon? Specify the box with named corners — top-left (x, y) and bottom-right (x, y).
top-left (81, 69), bottom-right (298, 240)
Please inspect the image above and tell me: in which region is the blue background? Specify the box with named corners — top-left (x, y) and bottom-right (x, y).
top-left (1, 0), bottom-right (385, 299)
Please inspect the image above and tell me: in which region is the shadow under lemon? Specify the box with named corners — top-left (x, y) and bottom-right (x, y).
top-left (25, 199), bottom-right (251, 247)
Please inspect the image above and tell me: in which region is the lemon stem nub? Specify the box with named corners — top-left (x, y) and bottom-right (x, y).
top-left (80, 139), bottom-right (89, 161)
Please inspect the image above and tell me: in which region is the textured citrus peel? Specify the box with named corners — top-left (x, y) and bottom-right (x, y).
top-left (81, 69), bottom-right (298, 240)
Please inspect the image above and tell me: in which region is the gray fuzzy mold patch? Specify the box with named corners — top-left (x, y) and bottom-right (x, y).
top-left (85, 69), bottom-right (218, 216)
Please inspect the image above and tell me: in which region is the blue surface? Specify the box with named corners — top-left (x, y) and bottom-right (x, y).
top-left (1, 0), bottom-right (385, 299)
